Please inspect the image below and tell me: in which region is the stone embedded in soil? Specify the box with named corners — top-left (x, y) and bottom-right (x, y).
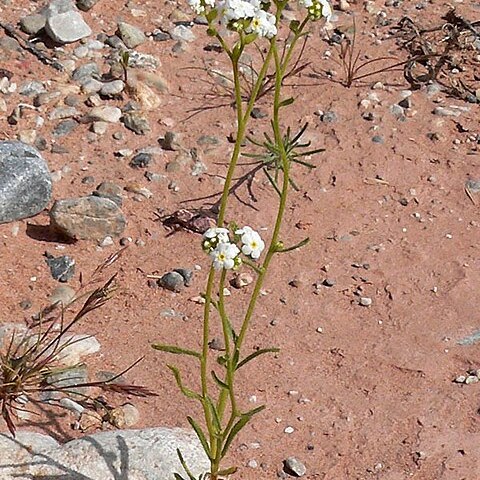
top-left (20, 13), bottom-right (47, 35)
top-left (76, 0), bottom-right (100, 11)
top-left (86, 106), bottom-right (122, 123)
top-left (170, 25), bottom-right (196, 42)
top-left (49, 196), bottom-right (126, 240)
top-left (283, 457), bottom-right (307, 477)
top-left (130, 152), bottom-right (153, 169)
top-left (0, 428), bottom-right (209, 479)
top-left (0, 141), bottom-right (52, 224)
top-left (72, 62), bottom-right (100, 82)
top-left (173, 268), bottom-right (194, 286)
top-left (100, 80), bottom-right (125, 96)
top-left (123, 111), bottom-right (151, 135)
top-left (45, 7), bottom-right (92, 44)
top-left (55, 335), bottom-right (101, 367)
top-left (44, 252), bottom-right (76, 282)
top-left (157, 271), bottom-right (185, 292)
top-left (117, 22), bottom-right (147, 48)
top-left (42, 364), bottom-right (90, 400)
top-left (50, 284), bottom-right (77, 306)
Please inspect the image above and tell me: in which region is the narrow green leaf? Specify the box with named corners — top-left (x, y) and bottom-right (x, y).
top-left (152, 344), bottom-right (201, 359)
top-left (221, 405), bottom-right (265, 458)
top-left (176, 448), bottom-right (196, 480)
top-left (167, 365), bottom-right (201, 400)
top-left (187, 416), bottom-right (212, 460)
top-left (236, 348), bottom-right (280, 370)
top-left (206, 395), bottom-right (222, 433)
top-left (218, 466), bottom-right (238, 476)
top-left (211, 370), bottom-right (229, 390)
top-left (279, 97), bottom-right (295, 108)
top-left (276, 237), bottom-right (310, 254)
top-left (263, 168), bottom-right (281, 197)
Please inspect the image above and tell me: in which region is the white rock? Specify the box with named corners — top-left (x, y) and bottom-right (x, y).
top-left (0, 428), bottom-right (210, 480)
top-left (87, 106), bottom-right (122, 123)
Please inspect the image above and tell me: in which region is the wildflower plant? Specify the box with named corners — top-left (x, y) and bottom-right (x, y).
top-left (153, 0), bottom-right (330, 478)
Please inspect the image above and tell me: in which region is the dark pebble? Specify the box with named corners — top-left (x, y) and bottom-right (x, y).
top-left (129, 152), bottom-right (153, 169)
top-left (157, 271), bottom-right (185, 292)
top-left (44, 252), bottom-right (76, 282)
top-left (251, 107), bottom-right (267, 119)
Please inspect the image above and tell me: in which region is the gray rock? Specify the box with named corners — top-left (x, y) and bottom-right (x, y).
top-left (72, 62), bottom-right (100, 82)
top-left (129, 152), bottom-right (152, 168)
top-left (100, 80), bottom-right (125, 96)
top-left (93, 181), bottom-right (123, 206)
top-left (170, 25), bottom-right (196, 42)
top-left (49, 284), bottom-right (77, 306)
top-left (81, 78), bottom-right (104, 94)
top-left (284, 457), bottom-right (307, 477)
top-left (50, 196), bottom-right (126, 240)
top-left (0, 141), bottom-right (52, 224)
top-left (76, 0), bottom-right (100, 10)
top-left (433, 106), bottom-right (461, 117)
top-left (0, 428), bottom-right (209, 480)
top-left (123, 112), bottom-right (151, 135)
top-left (49, 106), bottom-right (78, 120)
top-left (19, 80), bottom-right (46, 96)
top-left (124, 51), bottom-right (160, 69)
top-left (45, 9), bottom-right (92, 44)
top-left (158, 271), bottom-right (185, 292)
top-left (174, 268), bottom-right (193, 286)
top-left (321, 111), bottom-right (337, 123)
top-left (117, 22), bottom-right (147, 48)
top-left (44, 252), bottom-right (76, 282)
top-left (20, 13), bottom-right (47, 34)
top-left (53, 119), bottom-right (78, 136)
top-left (87, 106), bottom-right (122, 123)
top-left (43, 363), bottom-right (90, 399)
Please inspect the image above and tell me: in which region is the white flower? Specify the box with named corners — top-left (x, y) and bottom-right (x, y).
top-left (235, 226), bottom-right (265, 259)
top-left (247, 9), bottom-right (277, 38)
top-left (188, 0), bottom-right (215, 14)
top-left (204, 227), bottom-right (230, 243)
top-left (210, 242), bottom-right (241, 270)
top-left (220, 0), bottom-right (257, 21)
top-left (299, 0), bottom-right (332, 20)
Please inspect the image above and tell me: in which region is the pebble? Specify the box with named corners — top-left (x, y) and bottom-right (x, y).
top-left (20, 13), bottom-right (46, 35)
top-left (0, 141), bottom-right (52, 224)
top-left (44, 252), bottom-right (76, 282)
top-left (321, 111), bottom-right (337, 123)
top-left (19, 80), bottom-right (46, 97)
top-left (93, 181), bottom-right (123, 206)
top-left (53, 119), bottom-right (78, 136)
top-left (465, 375), bottom-right (479, 385)
top-left (72, 62), bottom-right (100, 83)
top-left (372, 135), bottom-right (384, 144)
top-left (76, 0), bottom-right (100, 11)
top-left (50, 196), bottom-right (126, 240)
top-left (87, 106), bottom-right (122, 123)
top-left (433, 106), bottom-right (461, 117)
top-left (359, 297), bottom-right (372, 307)
top-left (170, 25), bottom-right (196, 42)
top-left (91, 121), bottom-right (108, 135)
top-left (284, 426), bottom-right (295, 434)
top-left (50, 285), bottom-right (76, 306)
top-left (100, 80), bottom-right (125, 96)
top-left (173, 268), bottom-right (194, 286)
top-left (283, 457), bottom-right (307, 477)
top-left (157, 271), bottom-right (185, 292)
top-left (231, 272), bottom-right (254, 288)
top-left (123, 112), bottom-right (151, 135)
top-left (117, 22), bottom-right (147, 48)
top-left (129, 152), bottom-right (152, 169)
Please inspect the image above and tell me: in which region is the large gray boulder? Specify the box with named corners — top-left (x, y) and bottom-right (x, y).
top-left (0, 428), bottom-right (210, 479)
top-left (0, 141), bottom-right (52, 224)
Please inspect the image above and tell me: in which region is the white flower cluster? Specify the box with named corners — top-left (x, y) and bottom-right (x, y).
top-left (203, 225), bottom-right (265, 270)
top-left (298, 0), bottom-right (332, 20)
top-left (188, 0), bottom-right (277, 38)
top-left (188, 0), bottom-right (331, 35)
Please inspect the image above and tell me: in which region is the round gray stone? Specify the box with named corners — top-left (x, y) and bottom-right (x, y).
top-left (0, 141), bottom-right (52, 224)
top-left (117, 21), bottom-right (147, 48)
